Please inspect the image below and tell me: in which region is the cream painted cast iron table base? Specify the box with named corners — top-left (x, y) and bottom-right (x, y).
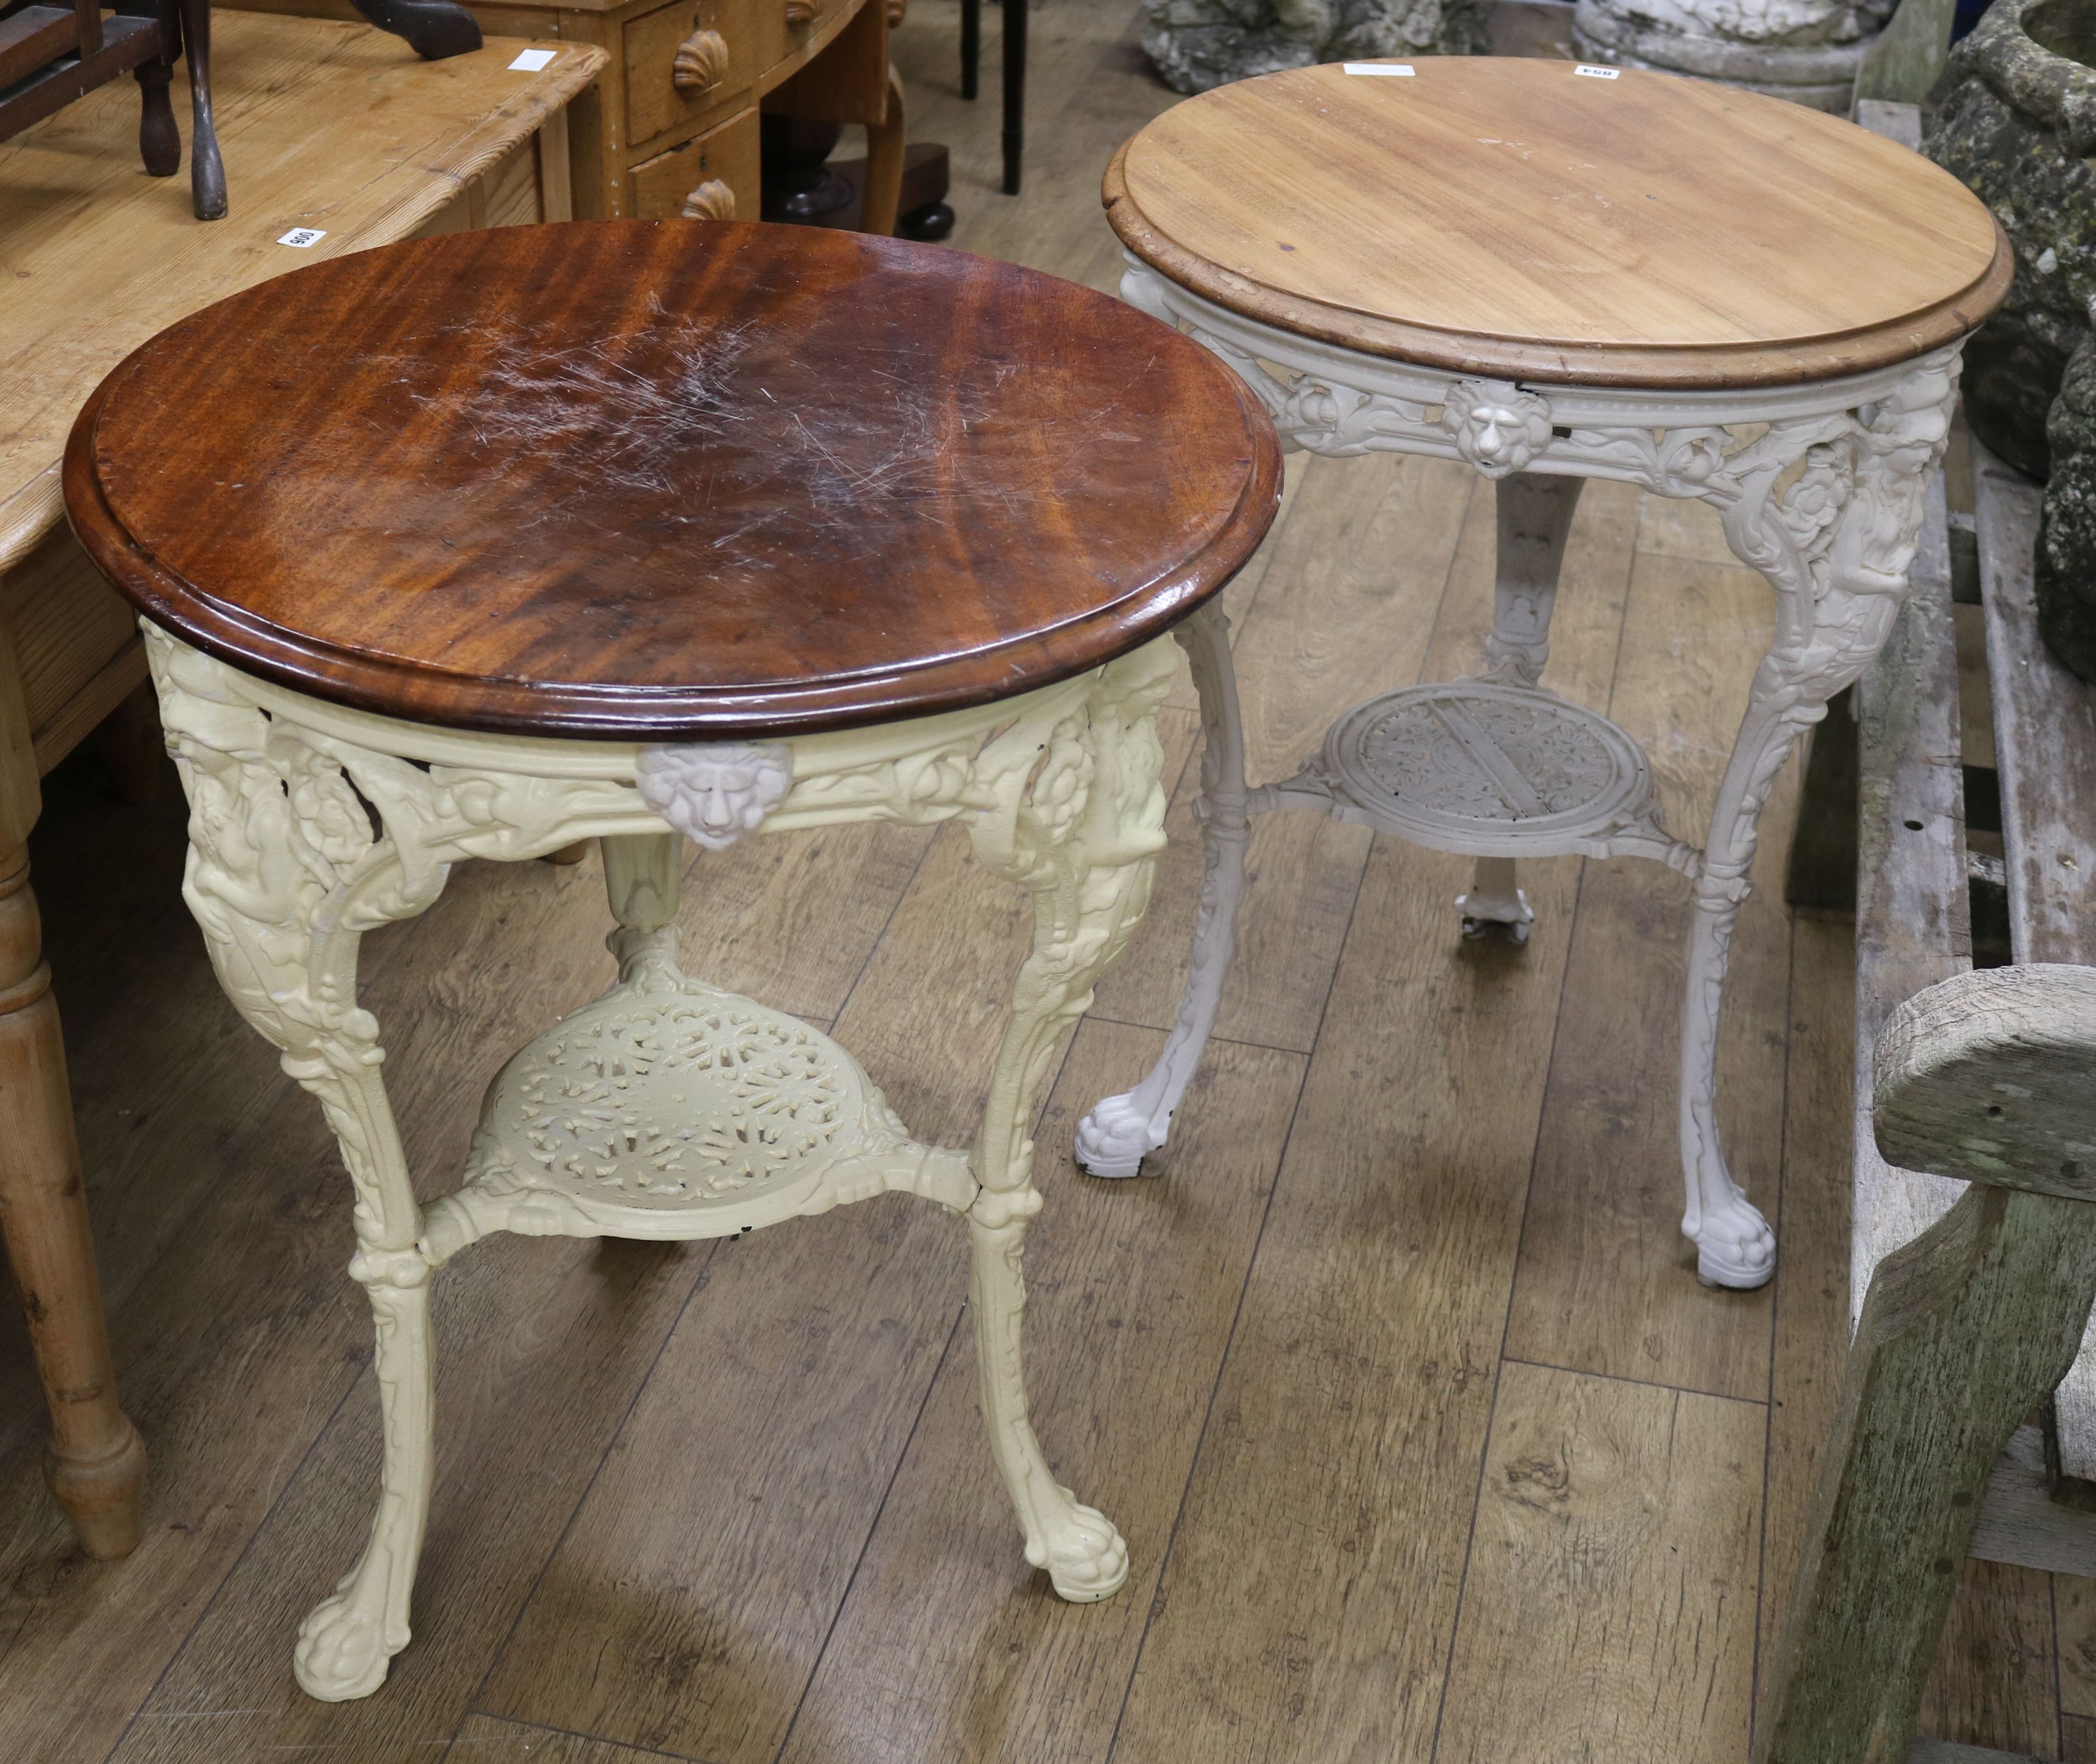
top-left (64, 221), bottom-right (1281, 1702)
top-left (149, 623), bottom-right (1175, 1700)
top-left (1078, 58), bottom-right (2007, 1290)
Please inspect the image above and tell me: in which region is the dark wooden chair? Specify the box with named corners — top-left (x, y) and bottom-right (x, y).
top-left (0, 0), bottom-right (481, 222)
top-left (0, 0), bottom-right (222, 217)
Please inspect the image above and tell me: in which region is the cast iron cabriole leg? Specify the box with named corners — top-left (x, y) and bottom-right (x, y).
top-left (1679, 350), bottom-right (1959, 1288)
top-left (964, 641), bottom-right (1175, 1596)
top-left (1457, 470), bottom-right (1585, 945)
top-left (1074, 601), bottom-right (1247, 1179)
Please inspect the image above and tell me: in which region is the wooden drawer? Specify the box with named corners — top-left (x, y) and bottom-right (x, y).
top-left (629, 106), bottom-right (760, 219)
top-left (624, 0), bottom-right (756, 155)
top-left (778, 0), bottom-right (853, 70)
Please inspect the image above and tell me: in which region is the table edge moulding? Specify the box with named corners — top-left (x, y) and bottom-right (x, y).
top-left (62, 217), bottom-right (1282, 1699)
top-left (63, 221), bottom-right (1284, 740)
top-left (1101, 58), bottom-right (2013, 392)
top-left (1078, 55), bottom-right (2010, 1292)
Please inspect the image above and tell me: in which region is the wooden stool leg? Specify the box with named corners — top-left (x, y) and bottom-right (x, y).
top-left (960, 0), bottom-right (979, 100)
top-left (964, 642), bottom-right (1173, 1599)
top-left (135, 10), bottom-right (179, 179)
top-left (862, 66), bottom-right (906, 238)
top-left (179, 0), bottom-right (225, 219)
top-left (0, 845), bottom-right (145, 1559)
top-left (1074, 599), bottom-right (1246, 1179)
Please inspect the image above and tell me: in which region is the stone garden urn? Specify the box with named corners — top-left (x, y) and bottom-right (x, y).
top-left (1570, 0), bottom-right (1897, 109)
top-left (1927, 0), bottom-right (2096, 677)
top-left (1141, 0), bottom-right (1488, 96)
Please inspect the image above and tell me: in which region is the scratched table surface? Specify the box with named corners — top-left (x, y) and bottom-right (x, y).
top-left (65, 219), bottom-right (1284, 739)
top-left (0, 10), bottom-right (603, 579)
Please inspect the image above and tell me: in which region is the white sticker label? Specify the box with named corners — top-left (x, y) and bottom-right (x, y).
top-left (508, 47), bottom-right (557, 70)
top-left (1574, 63), bottom-right (1620, 77)
top-left (1343, 61), bottom-right (1414, 75)
top-left (277, 227), bottom-right (326, 248)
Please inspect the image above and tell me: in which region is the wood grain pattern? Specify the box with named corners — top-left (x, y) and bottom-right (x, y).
top-left (1760, 915), bottom-right (1857, 1675)
top-left (1504, 543), bottom-right (1791, 1399)
top-left (0, 12), bottom-right (603, 577)
top-left (1436, 1361), bottom-right (1763, 1763)
top-left (1106, 831), bottom-right (1587, 1763)
top-left (67, 221), bottom-right (1282, 739)
top-left (771, 1025), bottom-right (1301, 1764)
top-left (1106, 59), bottom-right (2011, 388)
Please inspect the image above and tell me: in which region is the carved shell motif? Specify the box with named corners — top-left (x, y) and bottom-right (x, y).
top-left (681, 179), bottom-right (736, 221)
top-left (671, 25), bottom-right (730, 91)
top-left (635, 740), bottom-right (792, 849)
top-left (784, 0), bottom-right (817, 24)
top-left (1440, 379), bottom-right (1555, 480)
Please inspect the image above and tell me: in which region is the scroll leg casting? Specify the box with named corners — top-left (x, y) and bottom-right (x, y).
top-left (0, 842), bottom-right (146, 1559)
top-left (1457, 470), bottom-right (1584, 945)
top-left (1075, 602), bottom-right (1245, 1179)
top-left (149, 635), bottom-right (454, 1699)
top-left (295, 1242), bottom-right (435, 1701)
top-left (1681, 351), bottom-right (1956, 1289)
top-left (967, 643), bottom-right (1173, 1596)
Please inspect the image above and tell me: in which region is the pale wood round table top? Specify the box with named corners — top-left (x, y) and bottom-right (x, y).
top-left (1104, 58), bottom-right (2013, 389)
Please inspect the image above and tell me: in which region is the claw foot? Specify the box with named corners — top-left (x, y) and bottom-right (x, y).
top-left (293, 1589), bottom-right (400, 1702)
top-left (1690, 1196), bottom-right (1777, 1290)
top-left (1455, 886), bottom-right (1533, 947)
top-left (1074, 1092), bottom-right (1166, 1180)
top-left (1029, 1493), bottom-right (1129, 1602)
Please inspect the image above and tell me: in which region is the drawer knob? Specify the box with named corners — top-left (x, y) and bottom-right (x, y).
top-left (682, 179), bottom-right (736, 221)
top-left (671, 25), bottom-right (730, 92)
top-left (783, 0), bottom-right (816, 25)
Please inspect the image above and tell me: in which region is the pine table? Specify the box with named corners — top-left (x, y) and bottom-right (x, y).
top-left (1078, 56), bottom-right (2011, 1291)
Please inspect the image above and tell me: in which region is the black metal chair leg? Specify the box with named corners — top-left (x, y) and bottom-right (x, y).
top-left (1000, 0), bottom-right (1023, 194)
top-left (180, 0), bottom-right (225, 218)
top-left (960, 0), bottom-right (979, 100)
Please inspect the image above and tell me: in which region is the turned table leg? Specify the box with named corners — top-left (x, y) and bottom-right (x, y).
top-left (0, 631), bottom-right (143, 1558)
top-left (0, 841), bottom-right (145, 1558)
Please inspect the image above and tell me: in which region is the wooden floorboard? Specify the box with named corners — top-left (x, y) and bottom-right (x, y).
top-left (1504, 534), bottom-right (1795, 1401)
top-left (1435, 1360), bottom-right (1763, 1763)
top-left (0, 0), bottom-right (2058, 1758)
top-left (770, 1023), bottom-right (1303, 1764)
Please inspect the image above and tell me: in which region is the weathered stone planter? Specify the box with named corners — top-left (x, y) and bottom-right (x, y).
top-left (1570, 0), bottom-right (1897, 110)
top-left (1927, 0), bottom-right (2096, 676)
top-left (1140, 0), bottom-right (1487, 96)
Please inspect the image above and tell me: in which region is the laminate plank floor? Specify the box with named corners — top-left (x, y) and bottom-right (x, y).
top-left (0, 1), bottom-right (2061, 1756)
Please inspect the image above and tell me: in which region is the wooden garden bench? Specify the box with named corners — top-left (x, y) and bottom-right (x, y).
top-left (1759, 103), bottom-right (2096, 1764)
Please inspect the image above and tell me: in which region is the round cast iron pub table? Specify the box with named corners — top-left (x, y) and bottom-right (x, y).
top-left (64, 221), bottom-right (1281, 1700)
top-left (1078, 58), bottom-right (2012, 1289)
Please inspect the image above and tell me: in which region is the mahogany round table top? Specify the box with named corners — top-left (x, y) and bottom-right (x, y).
top-left (65, 221), bottom-right (1282, 739)
top-left (1104, 58), bottom-right (2013, 389)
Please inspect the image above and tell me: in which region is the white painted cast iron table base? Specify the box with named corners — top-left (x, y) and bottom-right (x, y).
top-left (146, 621), bottom-right (1178, 1701)
top-left (1077, 258), bottom-right (1962, 1290)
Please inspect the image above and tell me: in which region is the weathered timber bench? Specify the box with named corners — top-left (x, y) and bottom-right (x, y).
top-left (1759, 105), bottom-right (2096, 1761)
